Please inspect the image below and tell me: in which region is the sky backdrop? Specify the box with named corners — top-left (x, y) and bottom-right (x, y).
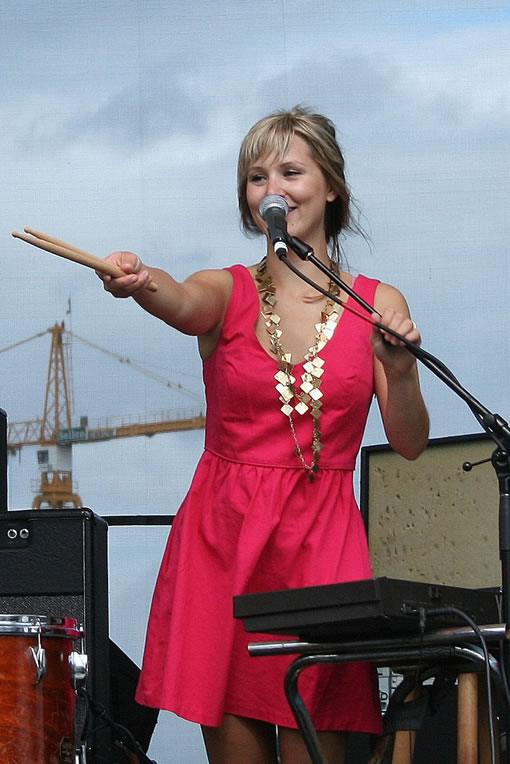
top-left (1, 1), bottom-right (509, 761)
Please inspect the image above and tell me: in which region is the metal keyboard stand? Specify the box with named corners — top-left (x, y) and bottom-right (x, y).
top-left (249, 624), bottom-right (508, 764)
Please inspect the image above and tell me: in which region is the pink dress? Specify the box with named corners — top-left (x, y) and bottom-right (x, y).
top-left (135, 264), bottom-right (382, 734)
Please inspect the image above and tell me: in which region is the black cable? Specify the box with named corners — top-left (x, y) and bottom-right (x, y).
top-left (421, 606), bottom-right (498, 764)
top-left (494, 592), bottom-right (510, 721)
top-left (77, 687), bottom-right (158, 764)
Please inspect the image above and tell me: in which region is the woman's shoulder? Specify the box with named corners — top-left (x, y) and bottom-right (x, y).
top-left (244, 262), bottom-right (261, 278)
top-left (186, 266), bottom-right (234, 284)
top-left (183, 265), bottom-right (234, 300)
top-left (191, 263), bottom-right (257, 310)
top-left (192, 262), bottom-right (254, 285)
top-left (344, 271), bottom-right (379, 303)
top-left (373, 280), bottom-right (410, 314)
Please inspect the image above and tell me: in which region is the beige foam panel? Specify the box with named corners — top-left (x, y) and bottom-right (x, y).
top-left (365, 436), bottom-right (501, 588)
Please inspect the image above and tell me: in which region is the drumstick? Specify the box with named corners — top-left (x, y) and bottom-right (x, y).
top-left (11, 228), bottom-right (158, 292)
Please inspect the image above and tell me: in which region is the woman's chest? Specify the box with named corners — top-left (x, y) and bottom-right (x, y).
top-left (254, 292), bottom-right (342, 363)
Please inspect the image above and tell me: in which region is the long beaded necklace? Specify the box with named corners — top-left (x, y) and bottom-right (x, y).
top-left (254, 257), bottom-right (341, 481)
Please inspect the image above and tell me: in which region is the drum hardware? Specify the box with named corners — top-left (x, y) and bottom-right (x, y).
top-left (30, 619), bottom-right (47, 683)
top-left (25, 616), bottom-right (87, 687)
top-left (70, 650), bottom-right (88, 688)
top-left (0, 613), bottom-right (83, 764)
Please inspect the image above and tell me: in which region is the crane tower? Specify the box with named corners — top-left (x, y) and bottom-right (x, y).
top-left (6, 322), bottom-right (205, 509)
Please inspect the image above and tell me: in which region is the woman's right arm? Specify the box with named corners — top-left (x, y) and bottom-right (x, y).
top-left (98, 250), bottom-right (233, 337)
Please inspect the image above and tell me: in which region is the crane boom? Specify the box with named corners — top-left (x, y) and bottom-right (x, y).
top-left (56, 410), bottom-right (206, 445)
top-left (4, 321), bottom-right (205, 508)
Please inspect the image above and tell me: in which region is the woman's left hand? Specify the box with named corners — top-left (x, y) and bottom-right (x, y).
top-left (371, 306), bottom-right (420, 376)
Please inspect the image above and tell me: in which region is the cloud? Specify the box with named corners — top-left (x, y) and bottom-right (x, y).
top-left (60, 69), bottom-right (208, 149)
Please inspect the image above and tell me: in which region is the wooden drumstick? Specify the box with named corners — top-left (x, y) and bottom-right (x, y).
top-left (11, 228), bottom-right (158, 292)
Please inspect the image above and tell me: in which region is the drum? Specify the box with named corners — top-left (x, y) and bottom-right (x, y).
top-left (0, 614), bottom-right (83, 764)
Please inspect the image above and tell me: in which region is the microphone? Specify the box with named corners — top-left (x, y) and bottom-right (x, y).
top-left (258, 195), bottom-right (289, 258)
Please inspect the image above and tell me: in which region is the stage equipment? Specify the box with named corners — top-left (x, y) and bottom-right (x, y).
top-left (0, 614), bottom-right (83, 763)
top-left (103, 513), bottom-right (175, 761)
top-left (233, 221), bottom-right (510, 760)
top-left (235, 588), bottom-right (505, 764)
top-left (258, 195), bottom-right (290, 257)
top-left (0, 508), bottom-right (111, 760)
top-left (236, 580), bottom-right (502, 761)
top-left (109, 640), bottom-right (160, 758)
top-left (274, 229), bottom-right (510, 762)
top-left (360, 433), bottom-right (498, 588)
top-left (234, 577), bottom-right (500, 640)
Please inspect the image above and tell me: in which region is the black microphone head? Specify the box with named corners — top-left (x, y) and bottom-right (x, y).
top-left (258, 194), bottom-right (289, 220)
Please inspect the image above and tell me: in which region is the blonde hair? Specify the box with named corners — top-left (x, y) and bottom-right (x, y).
top-left (237, 106), bottom-right (355, 262)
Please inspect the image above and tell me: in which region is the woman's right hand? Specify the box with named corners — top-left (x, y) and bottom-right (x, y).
top-left (96, 253), bottom-right (233, 341)
top-left (97, 250), bottom-right (154, 297)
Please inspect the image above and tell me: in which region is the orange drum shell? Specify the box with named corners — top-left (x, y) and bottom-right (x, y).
top-left (0, 633), bottom-right (75, 764)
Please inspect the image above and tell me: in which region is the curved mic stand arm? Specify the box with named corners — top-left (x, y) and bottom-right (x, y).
top-left (281, 237), bottom-right (510, 735)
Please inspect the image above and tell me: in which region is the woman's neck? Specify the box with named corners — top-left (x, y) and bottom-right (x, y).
top-left (263, 245), bottom-right (334, 294)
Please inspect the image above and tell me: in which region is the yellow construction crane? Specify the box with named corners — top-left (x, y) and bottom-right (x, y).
top-left (4, 322), bottom-right (205, 509)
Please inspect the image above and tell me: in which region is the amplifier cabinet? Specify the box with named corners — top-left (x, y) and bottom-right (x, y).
top-left (0, 508), bottom-right (111, 760)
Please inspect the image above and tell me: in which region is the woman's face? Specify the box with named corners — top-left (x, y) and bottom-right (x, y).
top-left (245, 134), bottom-right (337, 249)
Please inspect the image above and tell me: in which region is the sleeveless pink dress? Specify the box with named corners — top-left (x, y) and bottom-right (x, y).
top-left (135, 264), bottom-right (382, 734)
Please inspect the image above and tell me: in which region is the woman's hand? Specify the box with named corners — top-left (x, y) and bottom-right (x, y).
top-left (96, 251), bottom-right (153, 297)
top-left (96, 251), bottom-right (233, 344)
top-left (371, 306), bottom-right (421, 377)
top-left (372, 284), bottom-right (429, 460)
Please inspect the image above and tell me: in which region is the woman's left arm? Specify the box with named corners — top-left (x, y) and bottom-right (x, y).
top-left (372, 282), bottom-right (430, 460)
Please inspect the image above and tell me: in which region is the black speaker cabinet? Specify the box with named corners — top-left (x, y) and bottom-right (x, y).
top-left (0, 508), bottom-right (112, 760)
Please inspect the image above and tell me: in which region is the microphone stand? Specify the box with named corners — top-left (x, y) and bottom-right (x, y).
top-left (280, 235), bottom-right (510, 753)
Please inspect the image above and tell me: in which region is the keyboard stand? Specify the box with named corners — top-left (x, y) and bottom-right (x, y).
top-left (248, 624), bottom-right (507, 764)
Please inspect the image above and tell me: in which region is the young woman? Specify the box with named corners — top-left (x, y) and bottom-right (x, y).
top-left (98, 106), bottom-right (429, 764)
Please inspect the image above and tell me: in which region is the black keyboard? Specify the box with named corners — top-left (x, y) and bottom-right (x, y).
top-left (234, 577), bottom-right (500, 640)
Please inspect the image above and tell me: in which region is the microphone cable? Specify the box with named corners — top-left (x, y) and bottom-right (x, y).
top-left (278, 246), bottom-right (508, 450)
top-left (419, 606), bottom-right (501, 764)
